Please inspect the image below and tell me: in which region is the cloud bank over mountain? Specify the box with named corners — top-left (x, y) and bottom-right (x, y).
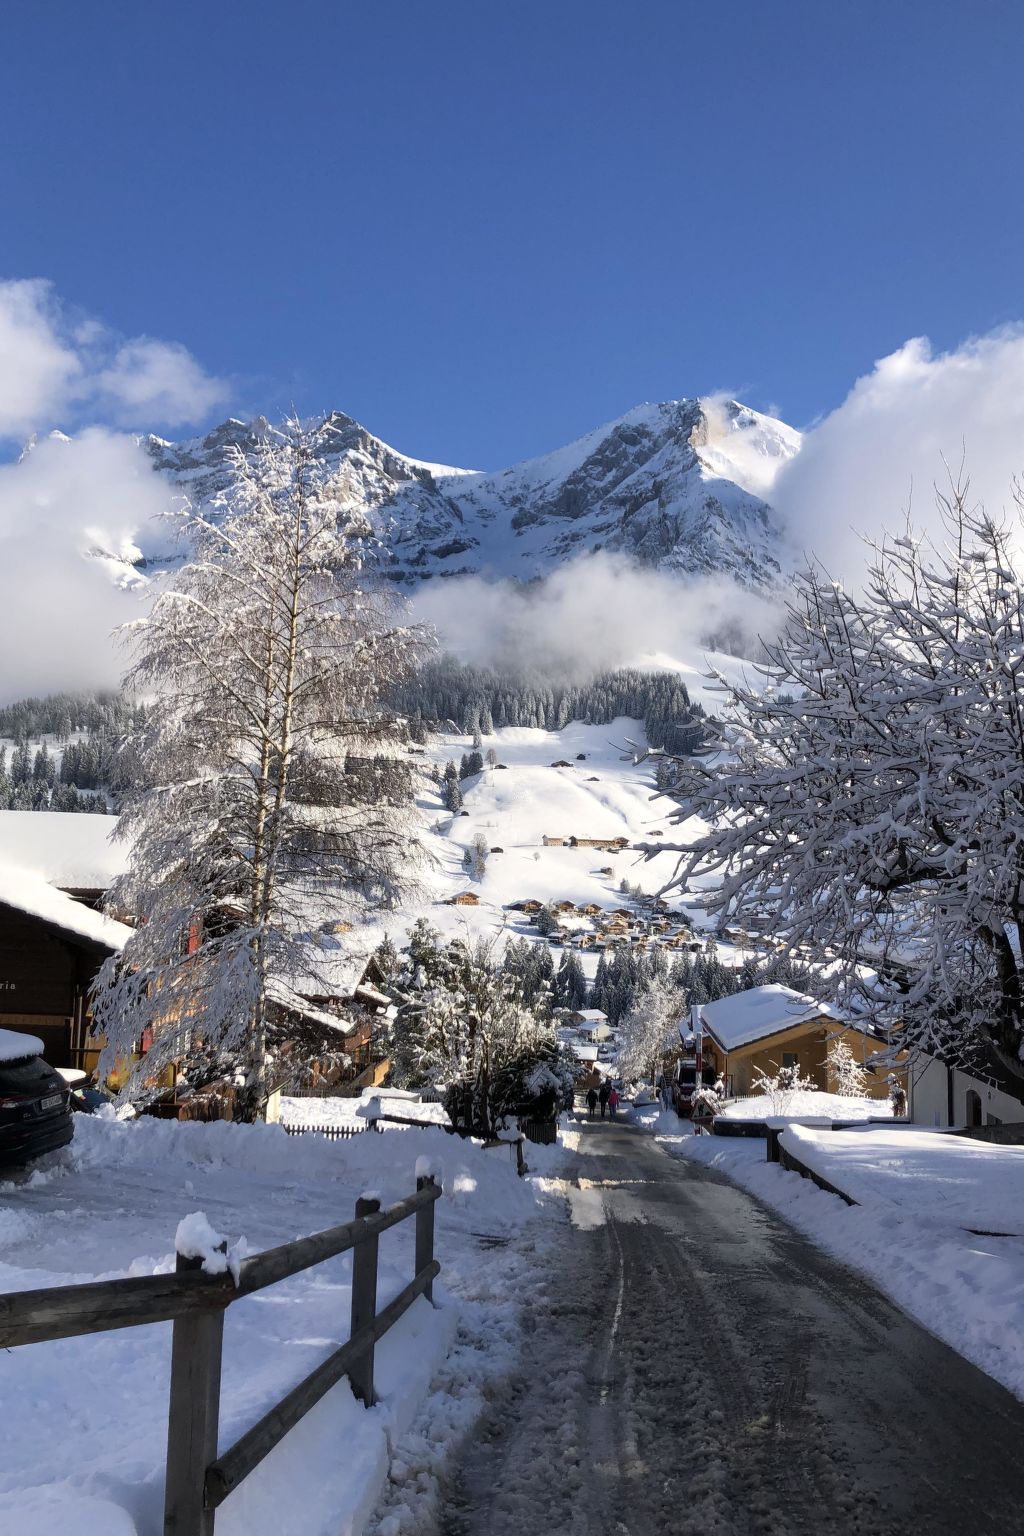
top-left (5, 273), bottom-right (1024, 702)
top-left (0, 279), bottom-right (227, 701)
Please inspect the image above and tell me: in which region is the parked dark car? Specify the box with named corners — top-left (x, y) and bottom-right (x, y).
top-left (0, 1046), bottom-right (74, 1164)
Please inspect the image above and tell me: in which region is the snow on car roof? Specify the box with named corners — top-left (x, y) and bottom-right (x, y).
top-left (0, 810), bottom-right (127, 890)
top-left (0, 864), bottom-right (133, 952)
top-left (699, 984), bottom-right (840, 1051)
top-left (0, 1027), bottom-right (44, 1063)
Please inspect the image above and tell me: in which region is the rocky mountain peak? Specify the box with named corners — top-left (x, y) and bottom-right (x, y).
top-left (144, 396), bottom-right (800, 591)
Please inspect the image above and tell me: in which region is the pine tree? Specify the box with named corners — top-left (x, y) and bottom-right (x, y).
top-left (444, 776), bottom-right (464, 813)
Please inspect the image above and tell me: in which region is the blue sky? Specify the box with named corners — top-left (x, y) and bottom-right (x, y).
top-left (1, 0), bottom-right (1021, 468)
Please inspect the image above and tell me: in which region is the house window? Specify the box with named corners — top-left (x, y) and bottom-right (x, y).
top-left (782, 1052), bottom-right (799, 1070)
top-left (965, 1089), bottom-right (983, 1128)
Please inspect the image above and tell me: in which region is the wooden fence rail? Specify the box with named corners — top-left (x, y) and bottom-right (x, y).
top-left (0, 1176), bottom-right (442, 1536)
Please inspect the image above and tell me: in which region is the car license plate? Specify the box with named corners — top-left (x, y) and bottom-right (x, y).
top-left (40, 1094), bottom-right (62, 1112)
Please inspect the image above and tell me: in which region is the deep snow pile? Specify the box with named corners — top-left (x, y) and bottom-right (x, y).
top-left (0, 1113), bottom-right (573, 1535)
top-left (716, 1091), bottom-right (890, 1121)
top-left (779, 1122), bottom-right (1024, 1233)
top-left (637, 1108), bottom-right (1024, 1403)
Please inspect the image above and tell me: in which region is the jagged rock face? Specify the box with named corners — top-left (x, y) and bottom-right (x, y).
top-left (145, 396), bottom-right (800, 590)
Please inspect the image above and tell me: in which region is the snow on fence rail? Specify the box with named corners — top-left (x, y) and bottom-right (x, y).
top-left (0, 1175), bottom-right (443, 1536)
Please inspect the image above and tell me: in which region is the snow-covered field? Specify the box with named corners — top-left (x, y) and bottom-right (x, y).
top-left (399, 716), bottom-right (756, 971)
top-left (0, 1114), bottom-right (574, 1535)
top-left (634, 1107), bottom-right (1024, 1403)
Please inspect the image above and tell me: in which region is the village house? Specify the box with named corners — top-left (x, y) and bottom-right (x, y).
top-left (542, 835), bottom-right (566, 847)
top-left (909, 1044), bottom-right (1024, 1129)
top-left (0, 864), bottom-right (134, 1072)
top-left (569, 835), bottom-right (630, 852)
top-left (567, 1007), bottom-right (611, 1042)
top-left (447, 891), bottom-right (481, 906)
top-left (0, 812), bottom-right (133, 1069)
top-left (0, 810), bottom-right (389, 1101)
top-left (694, 984), bottom-right (896, 1101)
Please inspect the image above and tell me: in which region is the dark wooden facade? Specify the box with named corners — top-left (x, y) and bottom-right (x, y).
top-left (0, 900), bottom-right (113, 1070)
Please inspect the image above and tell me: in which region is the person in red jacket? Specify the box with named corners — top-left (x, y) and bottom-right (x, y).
top-left (607, 1086), bottom-right (620, 1118)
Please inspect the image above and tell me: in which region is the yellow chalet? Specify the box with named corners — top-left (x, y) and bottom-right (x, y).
top-left (697, 984), bottom-right (892, 1101)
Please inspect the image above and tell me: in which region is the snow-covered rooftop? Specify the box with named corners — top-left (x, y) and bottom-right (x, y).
top-left (0, 864), bottom-right (133, 952)
top-left (0, 811), bottom-right (126, 890)
top-left (699, 984), bottom-right (840, 1052)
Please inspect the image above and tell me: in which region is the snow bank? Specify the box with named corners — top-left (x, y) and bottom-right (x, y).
top-left (0, 1112), bottom-right (572, 1534)
top-left (717, 1091), bottom-right (889, 1121)
top-left (647, 1117), bottom-right (1024, 1404)
top-left (780, 1122), bottom-right (1024, 1233)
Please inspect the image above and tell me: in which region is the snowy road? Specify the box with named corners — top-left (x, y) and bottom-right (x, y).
top-left (434, 1120), bottom-right (1024, 1536)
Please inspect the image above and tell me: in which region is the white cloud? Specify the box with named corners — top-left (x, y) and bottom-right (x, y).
top-left (0, 279), bottom-right (82, 439)
top-left (0, 429), bottom-right (175, 702)
top-left (0, 278), bottom-right (229, 440)
top-left (411, 551), bottom-right (782, 677)
top-left (94, 337), bottom-right (228, 427)
top-left (773, 328), bottom-right (1024, 578)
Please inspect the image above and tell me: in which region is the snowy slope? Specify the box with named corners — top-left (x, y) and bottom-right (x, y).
top-left (146, 398), bottom-right (801, 590)
top-left (357, 716), bottom-right (761, 976)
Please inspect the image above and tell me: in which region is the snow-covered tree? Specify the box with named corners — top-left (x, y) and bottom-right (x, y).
top-left (653, 480), bottom-right (1024, 1070)
top-left (826, 1039), bottom-right (870, 1098)
top-left (470, 832), bottom-right (489, 880)
top-left (92, 419), bottom-right (429, 1115)
top-left (554, 949), bottom-right (588, 1011)
top-left (387, 925), bottom-right (554, 1133)
top-left (618, 975), bottom-right (683, 1084)
top-left (443, 775), bottom-right (463, 813)
top-left (534, 903), bottom-right (559, 937)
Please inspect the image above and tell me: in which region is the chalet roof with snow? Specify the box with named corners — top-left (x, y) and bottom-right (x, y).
top-left (0, 810), bottom-right (126, 892)
top-left (698, 985), bottom-right (841, 1053)
top-left (0, 864), bottom-right (133, 953)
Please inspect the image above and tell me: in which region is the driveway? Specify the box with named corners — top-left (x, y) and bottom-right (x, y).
top-left (436, 1118), bottom-right (1024, 1535)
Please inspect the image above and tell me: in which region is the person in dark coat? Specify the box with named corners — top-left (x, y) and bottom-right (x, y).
top-left (598, 1081), bottom-right (611, 1118)
top-left (586, 1086), bottom-right (599, 1118)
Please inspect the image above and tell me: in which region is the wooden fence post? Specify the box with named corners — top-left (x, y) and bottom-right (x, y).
top-left (415, 1176), bottom-right (436, 1303)
top-left (350, 1197), bottom-right (380, 1406)
top-left (163, 1250), bottom-right (226, 1536)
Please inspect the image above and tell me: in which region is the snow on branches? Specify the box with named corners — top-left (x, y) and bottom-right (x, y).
top-left (92, 419), bottom-right (431, 1113)
top-left (617, 975), bottom-right (682, 1086)
top-left (654, 478), bottom-right (1024, 1068)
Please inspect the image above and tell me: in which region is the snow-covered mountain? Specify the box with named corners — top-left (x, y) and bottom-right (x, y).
top-left (146, 397), bottom-right (800, 590)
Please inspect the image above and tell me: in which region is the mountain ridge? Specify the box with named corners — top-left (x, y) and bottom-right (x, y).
top-left (145, 395), bottom-right (801, 590)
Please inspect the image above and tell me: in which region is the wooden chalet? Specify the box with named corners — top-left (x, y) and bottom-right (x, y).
top-left (696, 985), bottom-right (895, 1101)
top-left (0, 868), bottom-right (133, 1071)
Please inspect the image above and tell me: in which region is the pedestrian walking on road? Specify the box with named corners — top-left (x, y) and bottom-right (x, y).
top-left (608, 1086), bottom-right (620, 1118)
top-left (598, 1081), bottom-right (610, 1119)
top-left (586, 1086), bottom-right (599, 1118)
